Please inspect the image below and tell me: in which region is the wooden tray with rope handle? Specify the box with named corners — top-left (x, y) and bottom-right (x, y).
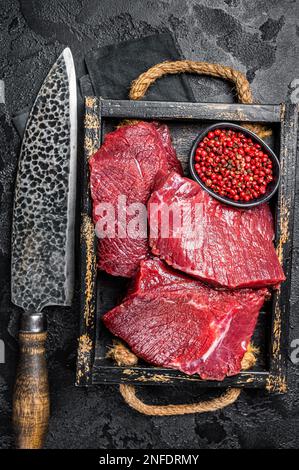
top-left (76, 61), bottom-right (298, 415)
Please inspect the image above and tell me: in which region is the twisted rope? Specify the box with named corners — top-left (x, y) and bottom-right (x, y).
top-left (119, 384), bottom-right (241, 416)
top-left (129, 60), bottom-right (271, 139)
top-left (109, 342), bottom-right (257, 416)
top-left (130, 60), bottom-right (253, 102)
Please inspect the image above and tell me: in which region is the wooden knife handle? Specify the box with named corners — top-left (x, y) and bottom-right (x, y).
top-left (13, 330), bottom-right (50, 449)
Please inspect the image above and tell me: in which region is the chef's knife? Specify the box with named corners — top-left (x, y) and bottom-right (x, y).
top-left (11, 48), bottom-right (77, 449)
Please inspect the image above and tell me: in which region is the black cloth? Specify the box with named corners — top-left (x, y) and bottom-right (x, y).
top-left (84, 32), bottom-right (195, 102)
top-left (12, 107), bottom-right (30, 138)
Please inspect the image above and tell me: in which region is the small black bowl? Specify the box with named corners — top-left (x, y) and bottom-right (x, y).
top-left (189, 122), bottom-right (280, 208)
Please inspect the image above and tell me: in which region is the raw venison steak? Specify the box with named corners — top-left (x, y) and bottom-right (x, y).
top-left (148, 172), bottom-right (285, 289)
top-left (90, 122), bottom-right (182, 277)
top-left (103, 258), bottom-right (268, 380)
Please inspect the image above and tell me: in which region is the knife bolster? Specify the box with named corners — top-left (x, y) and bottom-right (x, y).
top-left (20, 313), bottom-right (46, 333)
top-left (13, 328), bottom-right (49, 449)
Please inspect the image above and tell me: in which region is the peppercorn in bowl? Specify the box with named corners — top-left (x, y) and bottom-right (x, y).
top-left (189, 122), bottom-right (280, 208)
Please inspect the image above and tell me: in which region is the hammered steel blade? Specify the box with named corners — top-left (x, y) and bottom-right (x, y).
top-left (11, 48), bottom-right (77, 313)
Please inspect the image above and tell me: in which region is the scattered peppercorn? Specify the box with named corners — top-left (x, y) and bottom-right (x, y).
top-left (194, 128), bottom-right (274, 202)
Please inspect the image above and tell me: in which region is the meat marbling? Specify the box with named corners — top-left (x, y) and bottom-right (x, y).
top-left (90, 122), bottom-right (182, 277)
top-left (148, 172), bottom-right (285, 289)
top-left (103, 258), bottom-right (268, 380)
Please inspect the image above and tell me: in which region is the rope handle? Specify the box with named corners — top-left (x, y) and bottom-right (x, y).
top-left (120, 384), bottom-right (241, 416)
top-left (129, 60), bottom-right (271, 139)
top-left (115, 60), bottom-right (265, 415)
top-left (111, 342), bottom-right (258, 416)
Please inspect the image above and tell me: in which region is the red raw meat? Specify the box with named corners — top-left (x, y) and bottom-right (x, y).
top-left (90, 122), bottom-right (182, 277)
top-left (148, 172), bottom-right (285, 289)
top-left (103, 258), bottom-right (268, 380)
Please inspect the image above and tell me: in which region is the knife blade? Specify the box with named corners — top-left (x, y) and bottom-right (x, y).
top-left (11, 47), bottom-right (77, 449)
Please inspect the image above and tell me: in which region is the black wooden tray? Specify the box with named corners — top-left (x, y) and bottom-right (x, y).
top-left (76, 94), bottom-right (298, 393)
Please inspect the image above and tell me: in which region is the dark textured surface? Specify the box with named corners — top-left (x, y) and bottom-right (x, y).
top-left (0, 0), bottom-right (298, 449)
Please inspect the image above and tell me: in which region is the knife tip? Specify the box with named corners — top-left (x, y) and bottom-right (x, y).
top-left (62, 47), bottom-right (73, 60)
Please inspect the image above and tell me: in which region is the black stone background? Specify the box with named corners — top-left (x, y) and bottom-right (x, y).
top-left (0, 0), bottom-right (299, 449)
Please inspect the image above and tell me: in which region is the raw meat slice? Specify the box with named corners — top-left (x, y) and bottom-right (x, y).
top-left (153, 123), bottom-right (182, 177)
top-left (103, 258), bottom-right (268, 380)
top-left (90, 122), bottom-right (182, 277)
top-left (148, 172), bottom-right (285, 289)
